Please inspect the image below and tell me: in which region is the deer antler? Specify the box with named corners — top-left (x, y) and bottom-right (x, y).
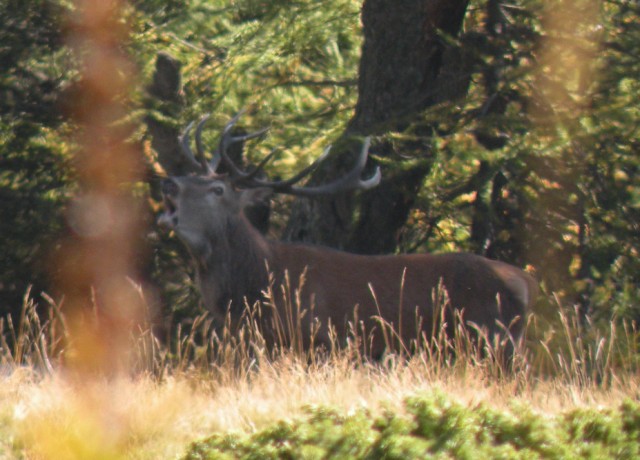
top-left (182, 111), bottom-right (381, 195)
top-left (178, 120), bottom-right (206, 172)
top-left (179, 111), bottom-right (268, 175)
top-left (209, 111), bottom-right (269, 176)
top-left (236, 137), bottom-right (381, 196)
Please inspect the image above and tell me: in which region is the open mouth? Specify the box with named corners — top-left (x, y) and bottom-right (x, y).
top-left (158, 178), bottom-right (179, 229)
top-left (158, 195), bottom-right (178, 229)
top-left (163, 195), bottom-right (177, 215)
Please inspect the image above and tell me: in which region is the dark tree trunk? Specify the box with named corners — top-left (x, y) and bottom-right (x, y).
top-left (350, 0), bottom-right (471, 132)
top-left (284, 0), bottom-right (471, 254)
top-left (144, 52), bottom-right (193, 177)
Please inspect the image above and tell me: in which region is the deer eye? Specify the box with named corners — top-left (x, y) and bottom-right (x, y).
top-left (162, 179), bottom-right (179, 197)
top-left (210, 185), bottom-right (224, 196)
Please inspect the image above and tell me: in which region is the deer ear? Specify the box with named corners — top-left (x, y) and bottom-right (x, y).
top-left (240, 187), bottom-right (272, 208)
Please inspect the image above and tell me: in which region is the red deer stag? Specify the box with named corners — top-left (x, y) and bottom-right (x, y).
top-left (158, 113), bottom-right (537, 358)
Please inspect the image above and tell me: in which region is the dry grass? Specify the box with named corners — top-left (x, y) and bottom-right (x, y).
top-left (0, 288), bottom-right (638, 459)
top-left (3, 354), bottom-right (638, 459)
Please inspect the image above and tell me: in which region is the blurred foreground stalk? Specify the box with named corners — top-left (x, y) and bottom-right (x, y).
top-left (57, 0), bottom-right (143, 375)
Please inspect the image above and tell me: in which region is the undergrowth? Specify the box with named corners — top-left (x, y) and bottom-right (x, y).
top-left (185, 396), bottom-right (640, 459)
top-left (3, 283), bottom-right (638, 388)
top-left (0, 285), bottom-right (638, 459)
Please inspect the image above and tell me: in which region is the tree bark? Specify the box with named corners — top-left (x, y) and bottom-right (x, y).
top-left (144, 52), bottom-right (194, 177)
top-left (350, 0), bottom-right (470, 132)
top-left (284, 0), bottom-right (471, 254)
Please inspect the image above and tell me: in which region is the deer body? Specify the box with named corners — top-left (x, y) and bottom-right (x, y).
top-left (210, 241), bottom-right (535, 355)
top-left (161, 179), bottom-right (536, 357)
top-left (159, 113), bottom-right (537, 357)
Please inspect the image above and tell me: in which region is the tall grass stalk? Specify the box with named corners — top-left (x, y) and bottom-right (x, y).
top-left (533, 295), bottom-right (639, 388)
top-left (0, 283), bottom-right (638, 459)
top-left (1, 281), bottom-right (636, 386)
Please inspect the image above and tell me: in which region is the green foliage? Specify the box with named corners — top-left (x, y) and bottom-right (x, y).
top-left (133, 0), bottom-right (361, 152)
top-left (0, 0), bottom-right (73, 314)
top-left (187, 408), bottom-right (375, 460)
top-left (184, 394), bottom-right (640, 459)
top-left (404, 0), bottom-right (640, 322)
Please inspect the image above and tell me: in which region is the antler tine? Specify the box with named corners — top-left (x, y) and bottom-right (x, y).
top-left (242, 148), bottom-right (280, 181)
top-left (272, 145), bottom-right (333, 188)
top-left (242, 137), bottom-right (380, 197)
top-left (215, 111), bottom-right (270, 178)
top-left (240, 145), bottom-right (331, 188)
top-left (194, 114), bottom-right (212, 172)
top-left (284, 137), bottom-right (380, 196)
top-left (178, 121), bottom-right (206, 171)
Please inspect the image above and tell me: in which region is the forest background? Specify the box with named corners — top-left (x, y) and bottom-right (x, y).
top-left (1, 0), bottom-right (639, 340)
top-left (1, 1), bottom-right (640, 457)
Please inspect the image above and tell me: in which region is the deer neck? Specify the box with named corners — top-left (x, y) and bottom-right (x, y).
top-left (196, 214), bottom-right (272, 320)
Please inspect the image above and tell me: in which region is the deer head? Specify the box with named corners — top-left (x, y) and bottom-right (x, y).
top-left (158, 112), bottom-right (380, 258)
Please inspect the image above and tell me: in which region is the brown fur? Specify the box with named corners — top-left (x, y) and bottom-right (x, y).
top-left (159, 175), bottom-right (538, 358)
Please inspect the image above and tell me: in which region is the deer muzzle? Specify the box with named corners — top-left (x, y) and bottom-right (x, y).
top-left (158, 179), bottom-right (179, 229)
